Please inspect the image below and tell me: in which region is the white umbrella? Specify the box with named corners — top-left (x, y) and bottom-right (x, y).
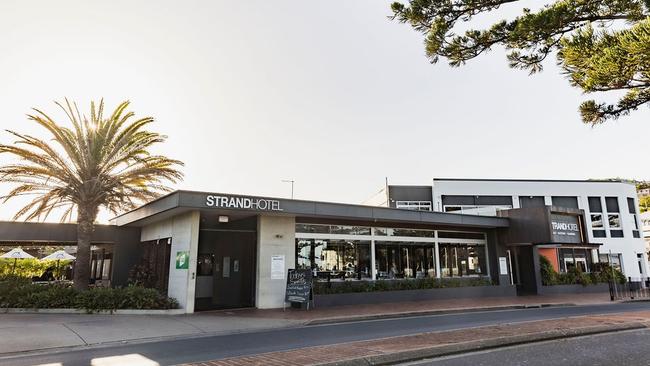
top-left (42, 250), bottom-right (75, 261)
top-left (42, 250), bottom-right (75, 280)
top-left (1, 248), bottom-right (35, 274)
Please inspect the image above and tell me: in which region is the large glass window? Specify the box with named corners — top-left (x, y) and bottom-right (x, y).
top-left (443, 205), bottom-right (511, 216)
top-left (374, 228), bottom-right (435, 238)
top-left (598, 253), bottom-right (623, 272)
top-left (439, 243), bottom-right (486, 277)
top-left (395, 201), bottom-right (432, 211)
top-left (295, 224), bottom-right (489, 281)
top-left (559, 248), bottom-right (594, 272)
top-left (296, 239), bottom-right (371, 280)
top-left (375, 241), bottom-right (436, 279)
top-left (295, 224), bottom-right (370, 235)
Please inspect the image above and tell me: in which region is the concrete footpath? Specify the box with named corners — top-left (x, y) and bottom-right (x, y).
top-left (0, 293), bottom-right (613, 355)
top-left (183, 311), bottom-right (650, 366)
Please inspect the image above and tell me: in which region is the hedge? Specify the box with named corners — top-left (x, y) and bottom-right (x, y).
top-left (313, 277), bottom-right (493, 295)
top-left (0, 278), bottom-right (179, 312)
top-left (540, 256), bottom-right (626, 286)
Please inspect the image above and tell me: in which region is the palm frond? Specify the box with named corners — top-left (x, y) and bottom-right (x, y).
top-left (0, 99), bottom-right (184, 222)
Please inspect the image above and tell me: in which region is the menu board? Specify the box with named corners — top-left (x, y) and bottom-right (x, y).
top-left (285, 269), bottom-right (313, 304)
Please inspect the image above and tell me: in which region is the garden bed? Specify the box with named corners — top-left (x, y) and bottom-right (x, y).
top-left (0, 278), bottom-right (178, 313)
top-left (538, 283), bottom-right (610, 295)
top-left (314, 285), bottom-right (516, 307)
top-left (313, 277), bottom-right (494, 294)
top-left (311, 278), bottom-right (516, 307)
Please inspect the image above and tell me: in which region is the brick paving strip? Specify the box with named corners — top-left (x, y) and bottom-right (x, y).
top-left (180, 311), bottom-right (650, 366)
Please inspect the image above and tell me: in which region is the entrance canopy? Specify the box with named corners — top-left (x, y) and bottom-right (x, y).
top-left (498, 206), bottom-right (594, 247)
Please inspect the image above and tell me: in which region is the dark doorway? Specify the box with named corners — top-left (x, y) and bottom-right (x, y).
top-left (195, 227), bottom-right (257, 311)
top-left (513, 246), bottom-right (539, 295)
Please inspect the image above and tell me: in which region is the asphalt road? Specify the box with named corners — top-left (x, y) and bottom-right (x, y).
top-left (2, 302), bottom-right (650, 366)
top-left (403, 328), bottom-right (650, 366)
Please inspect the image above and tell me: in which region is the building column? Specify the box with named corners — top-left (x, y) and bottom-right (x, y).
top-left (435, 230), bottom-right (441, 279)
top-left (256, 215), bottom-right (296, 309)
top-left (166, 210), bottom-right (201, 314)
top-left (531, 246), bottom-right (543, 294)
top-left (370, 229), bottom-right (377, 280)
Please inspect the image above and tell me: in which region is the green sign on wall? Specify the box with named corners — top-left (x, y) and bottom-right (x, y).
top-left (175, 251), bottom-right (189, 269)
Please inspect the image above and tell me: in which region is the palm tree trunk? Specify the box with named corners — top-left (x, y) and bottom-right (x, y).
top-left (73, 204), bottom-right (98, 291)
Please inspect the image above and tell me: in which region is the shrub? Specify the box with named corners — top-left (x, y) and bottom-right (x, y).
top-left (539, 256), bottom-right (558, 286)
top-left (540, 258), bottom-right (626, 286)
top-left (128, 262), bottom-right (159, 288)
top-left (0, 279), bottom-right (178, 312)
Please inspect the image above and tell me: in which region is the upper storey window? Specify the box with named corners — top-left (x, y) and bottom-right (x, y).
top-left (395, 201), bottom-right (432, 211)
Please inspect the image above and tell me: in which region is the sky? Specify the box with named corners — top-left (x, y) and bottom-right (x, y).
top-left (0, 0), bottom-right (648, 223)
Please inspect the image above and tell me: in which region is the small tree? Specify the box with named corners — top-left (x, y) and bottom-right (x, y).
top-left (539, 255), bottom-right (558, 286)
top-left (0, 100), bottom-right (183, 290)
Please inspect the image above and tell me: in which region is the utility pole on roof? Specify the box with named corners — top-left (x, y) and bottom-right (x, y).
top-left (282, 179), bottom-right (295, 199)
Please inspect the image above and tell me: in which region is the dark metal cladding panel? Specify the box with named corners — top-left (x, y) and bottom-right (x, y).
top-left (372, 207), bottom-right (425, 222)
top-left (313, 202), bottom-right (374, 218)
top-left (114, 192), bottom-right (180, 226)
top-left (498, 206), bottom-right (589, 245)
top-left (419, 213), bottom-right (463, 225)
top-left (0, 221), bottom-right (138, 243)
top-left (498, 207), bottom-right (552, 244)
top-left (476, 196), bottom-right (513, 206)
top-left (460, 215), bottom-right (502, 227)
top-left (281, 200), bottom-right (318, 215)
top-left (116, 190), bottom-right (509, 228)
top-left (388, 186), bottom-right (432, 207)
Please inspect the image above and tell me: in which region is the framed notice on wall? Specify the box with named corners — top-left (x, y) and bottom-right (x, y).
top-left (271, 255), bottom-right (285, 280)
top-left (175, 251), bottom-right (189, 269)
top-left (499, 257), bottom-right (508, 275)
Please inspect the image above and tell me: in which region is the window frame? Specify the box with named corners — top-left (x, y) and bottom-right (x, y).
top-left (442, 204), bottom-right (512, 215)
top-left (608, 213), bottom-right (622, 229)
top-left (395, 200), bottom-right (432, 211)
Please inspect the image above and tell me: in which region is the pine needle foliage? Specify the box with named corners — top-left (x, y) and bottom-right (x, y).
top-left (391, 0), bottom-right (650, 124)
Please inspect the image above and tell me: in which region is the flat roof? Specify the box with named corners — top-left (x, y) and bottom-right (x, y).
top-left (0, 221), bottom-right (138, 244)
top-left (432, 178), bottom-right (632, 184)
top-left (113, 190), bottom-right (509, 229)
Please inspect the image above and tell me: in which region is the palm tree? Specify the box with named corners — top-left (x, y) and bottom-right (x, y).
top-left (0, 99), bottom-right (183, 290)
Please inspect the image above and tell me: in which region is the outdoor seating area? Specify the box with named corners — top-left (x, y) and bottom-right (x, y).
top-left (0, 246), bottom-right (75, 281)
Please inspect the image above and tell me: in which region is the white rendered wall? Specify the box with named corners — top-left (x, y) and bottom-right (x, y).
top-left (432, 180), bottom-right (648, 278)
top-left (140, 211), bottom-right (201, 313)
top-left (256, 215), bottom-right (296, 309)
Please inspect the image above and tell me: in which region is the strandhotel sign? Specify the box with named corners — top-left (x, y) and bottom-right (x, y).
top-left (550, 213), bottom-right (582, 244)
top-left (206, 195), bottom-right (283, 211)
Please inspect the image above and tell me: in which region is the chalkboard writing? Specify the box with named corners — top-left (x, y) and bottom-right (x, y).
top-left (285, 269), bottom-right (312, 303)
